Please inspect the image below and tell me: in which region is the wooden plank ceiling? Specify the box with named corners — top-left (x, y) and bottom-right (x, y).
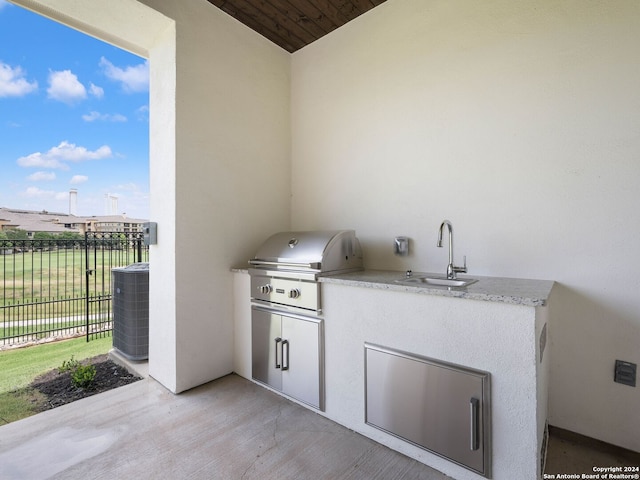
top-left (207, 0), bottom-right (388, 53)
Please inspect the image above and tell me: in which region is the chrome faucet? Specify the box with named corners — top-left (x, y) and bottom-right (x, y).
top-left (437, 220), bottom-right (467, 279)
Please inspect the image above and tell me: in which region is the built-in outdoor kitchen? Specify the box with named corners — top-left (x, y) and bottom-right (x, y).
top-left (2, 1), bottom-right (638, 478)
top-left (233, 228), bottom-right (555, 480)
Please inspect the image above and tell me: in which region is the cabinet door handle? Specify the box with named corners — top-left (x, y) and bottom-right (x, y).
top-left (282, 339), bottom-right (289, 371)
top-left (274, 337), bottom-right (282, 369)
top-left (470, 397), bottom-right (479, 451)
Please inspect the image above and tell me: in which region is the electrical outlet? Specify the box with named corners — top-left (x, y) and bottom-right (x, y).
top-left (614, 360), bottom-right (636, 387)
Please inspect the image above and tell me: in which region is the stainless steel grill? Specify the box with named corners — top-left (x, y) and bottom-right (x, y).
top-left (249, 230), bottom-right (363, 314)
top-left (248, 230), bottom-right (363, 411)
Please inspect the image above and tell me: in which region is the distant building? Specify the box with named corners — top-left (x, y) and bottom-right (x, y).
top-left (80, 214), bottom-right (147, 234)
top-left (0, 207), bottom-right (147, 236)
top-left (104, 194), bottom-right (119, 215)
top-left (69, 189), bottom-right (78, 216)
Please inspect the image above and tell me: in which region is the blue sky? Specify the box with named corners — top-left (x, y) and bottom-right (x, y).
top-left (0, 0), bottom-right (149, 219)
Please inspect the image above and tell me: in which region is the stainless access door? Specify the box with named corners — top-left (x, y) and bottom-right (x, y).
top-left (281, 314), bottom-right (322, 409)
top-left (251, 308), bottom-right (282, 391)
top-left (365, 343), bottom-right (491, 477)
top-left (251, 306), bottom-right (324, 411)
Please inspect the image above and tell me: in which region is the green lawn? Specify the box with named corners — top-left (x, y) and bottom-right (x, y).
top-left (1, 247), bottom-right (147, 326)
top-left (0, 336), bottom-right (112, 425)
top-left (0, 336), bottom-right (112, 393)
top-left (1, 250), bottom-right (117, 304)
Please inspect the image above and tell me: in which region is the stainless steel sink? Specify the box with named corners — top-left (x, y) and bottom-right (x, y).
top-left (396, 275), bottom-right (478, 288)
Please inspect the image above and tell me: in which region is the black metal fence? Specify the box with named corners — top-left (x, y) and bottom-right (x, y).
top-left (0, 232), bottom-right (148, 347)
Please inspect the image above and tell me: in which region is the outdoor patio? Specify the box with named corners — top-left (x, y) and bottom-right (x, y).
top-left (0, 369), bottom-right (636, 479)
top-left (0, 373), bottom-right (452, 480)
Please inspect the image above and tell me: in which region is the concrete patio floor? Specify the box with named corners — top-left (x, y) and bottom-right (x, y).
top-left (0, 374), bottom-right (453, 480)
top-left (0, 371), bottom-right (637, 479)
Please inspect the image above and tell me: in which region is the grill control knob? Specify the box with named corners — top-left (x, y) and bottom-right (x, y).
top-left (288, 288), bottom-right (301, 299)
top-left (258, 284), bottom-right (273, 294)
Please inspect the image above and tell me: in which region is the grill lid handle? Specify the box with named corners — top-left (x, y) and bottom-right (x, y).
top-left (248, 259), bottom-right (321, 270)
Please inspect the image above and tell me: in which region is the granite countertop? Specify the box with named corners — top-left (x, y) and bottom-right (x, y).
top-left (319, 270), bottom-right (555, 307)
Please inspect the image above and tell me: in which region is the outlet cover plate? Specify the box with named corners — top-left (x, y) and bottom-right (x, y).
top-left (614, 360), bottom-right (636, 387)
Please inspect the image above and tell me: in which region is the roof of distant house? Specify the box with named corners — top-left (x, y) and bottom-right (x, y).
top-left (0, 207), bottom-right (147, 233)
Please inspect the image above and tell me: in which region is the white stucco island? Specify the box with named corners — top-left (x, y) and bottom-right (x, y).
top-left (233, 269), bottom-right (555, 480)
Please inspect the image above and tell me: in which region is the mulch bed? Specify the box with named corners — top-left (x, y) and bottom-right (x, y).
top-left (31, 354), bottom-right (142, 411)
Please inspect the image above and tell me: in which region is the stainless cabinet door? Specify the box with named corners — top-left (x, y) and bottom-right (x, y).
top-left (281, 315), bottom-right (322, 409)
top-left (365, 344), bottom-right (490, 477)
top-left (251, 307), bottom-right (282, 391)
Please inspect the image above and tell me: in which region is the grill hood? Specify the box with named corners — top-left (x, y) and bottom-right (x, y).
top-left (249, 230), bottom-right (363, 274)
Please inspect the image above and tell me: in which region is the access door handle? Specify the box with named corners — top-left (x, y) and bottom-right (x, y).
top-left (470, 397), bottom-right (480, 451)
top-left (281, 340), bottom-right (289, 371)
top-left (274, 337), bottom-right (282, 369)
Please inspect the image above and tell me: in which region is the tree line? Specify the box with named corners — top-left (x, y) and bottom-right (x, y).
top-left (0, 229), bottom-right (85, 242)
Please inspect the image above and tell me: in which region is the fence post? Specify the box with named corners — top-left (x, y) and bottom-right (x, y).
top-left (85, 232), bottom-right (90, 342)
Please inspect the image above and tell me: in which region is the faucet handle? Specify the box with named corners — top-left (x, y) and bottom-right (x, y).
top-left (454, 255), bottom-right (468, 274)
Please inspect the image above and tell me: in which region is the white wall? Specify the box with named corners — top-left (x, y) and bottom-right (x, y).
top-left (292, 0), bottom-right (640, 451)
top-left (22, 0), bottom-right (292, 393)
top-left (141, 0), bottom-right (291, 392)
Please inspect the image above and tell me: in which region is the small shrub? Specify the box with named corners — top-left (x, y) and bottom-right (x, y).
top-left (71, 365), bottom-right (96, 389)
top-left (58, 356), bottom-right (80, 373)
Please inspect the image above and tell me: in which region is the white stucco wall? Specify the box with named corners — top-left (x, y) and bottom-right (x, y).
top-left (291, 0), bottom-right (640, 451)
top-left (232, 271), bottom-right (252, 379)
top-left (144, 0), bottom-right (290, 393)
top-left (21, 0), bottom-right (292, 393)
top-left (140, 0), bottom-right (291, 392)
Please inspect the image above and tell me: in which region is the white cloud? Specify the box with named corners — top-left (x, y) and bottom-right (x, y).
top-left (27, 171), bottom-right (56, 181)
top-left (70, 175), bottom-right (89, 184)
top-left (0, 61), bottom-right (38, 97)
top-left (23, 186), bottom-right (55, 198)
top-left (99, 57), bottom-right (149, 93)
top-left (113, 182), bottom-right (139, 191)
top-left (106, 183), bottom-right (149, 219)
top-left (47, 69), bottom-right (87, 104)
top-left (136, 104), bottom-right (149, 122)
top-left (17, 141), bottom-right (112, 170)
top-left (82, 111), bottom-right (127, 122)
top-left (18, 154), bottom-right (66, 170)
top-left (89, 82), bottom-right (104, 99)
top-left (81, 111), bottom-right (100, 122)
